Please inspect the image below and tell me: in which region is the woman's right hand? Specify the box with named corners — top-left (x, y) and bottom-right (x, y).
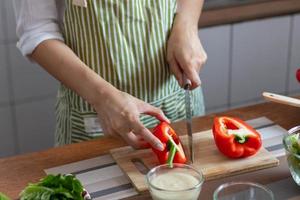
top-left (93, 88), bottom-right (169, 151)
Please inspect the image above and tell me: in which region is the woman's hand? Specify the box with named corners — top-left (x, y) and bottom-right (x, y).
top-left (93, 88), bottom-right (169, 150)
top-left (167, 23), bottom-right (207, 89)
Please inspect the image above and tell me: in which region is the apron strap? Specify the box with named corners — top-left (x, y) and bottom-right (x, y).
top-left (72, 0), bottom-right (87, 7)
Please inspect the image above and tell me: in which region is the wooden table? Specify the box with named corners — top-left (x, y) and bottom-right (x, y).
top-left (1, 101), bottom-right (300, 199)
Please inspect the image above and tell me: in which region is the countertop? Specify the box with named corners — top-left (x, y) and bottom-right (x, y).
top-left (200, 0), bottom-right (300, 27)
top-left (1, 99), bottom-right (300, 199)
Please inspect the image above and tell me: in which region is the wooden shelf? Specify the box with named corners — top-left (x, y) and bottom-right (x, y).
top-left (200, 0), bottom-right (300, 27)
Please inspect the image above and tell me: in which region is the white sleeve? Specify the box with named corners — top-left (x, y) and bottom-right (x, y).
top-left (13, 0), bottom-right (64, 56)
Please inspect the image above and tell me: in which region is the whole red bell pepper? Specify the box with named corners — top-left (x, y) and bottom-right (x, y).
top-left (151, 122), bottom-right (187, 167)
top-left (212, 116), bottom-right (262, 158)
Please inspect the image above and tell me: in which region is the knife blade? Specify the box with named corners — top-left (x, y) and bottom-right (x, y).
top-left (183, 75), bottom-right (194, 163)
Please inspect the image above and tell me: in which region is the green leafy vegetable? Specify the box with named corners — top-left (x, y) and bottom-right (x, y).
top-left (20, 174), bottom-right (84, 200)
top-left (288, 133), bottom-right (300, 155)
top-left (0, 192), bottom-right (11, 200)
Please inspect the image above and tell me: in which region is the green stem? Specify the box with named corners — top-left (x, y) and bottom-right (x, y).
top-left (167, 142), bottom-right (177, 168)
top-left (235, 135), bottom-right (248, 144)
top-left (228, 129), bottom-right (250, 144)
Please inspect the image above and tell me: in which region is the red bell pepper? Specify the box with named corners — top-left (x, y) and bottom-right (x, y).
top-left (212, 116), bottom-right (262, 158)
top-left (151, 122), bottom-right (187, 167)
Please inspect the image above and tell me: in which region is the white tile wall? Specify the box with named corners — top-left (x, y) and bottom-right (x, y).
top-left (8, 44), bottom-right (59, 102)
top-left (0, 106), bottom-right (16, 158)
top-left (0, 1), bottom-right (6, 41)
top-left (3, 0), bottom-right (17, 41)
top-left (229, 98), bottom-right (264, 110)
top-left (200, 25), bottom-right (231, 113)
top-left (0, 0), bottom-right (59, 157)
top-left (15, 98), bottom-right (56, 153)
top-left (288, 14), bottom-right (300, 94)
top-left (230, 16), bottom-right (291, 105)
top-left (0, 44), bottom-right (11, 104)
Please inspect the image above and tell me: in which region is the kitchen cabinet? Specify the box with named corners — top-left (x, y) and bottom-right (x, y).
top-left (199, 25), bottom-right (231, 113)
top-left (288, 14), bottom-right (300, 94)
top-left (15, 98), bottom-right (56, 153)
top-left (230, 16), bottom-right (291, 107)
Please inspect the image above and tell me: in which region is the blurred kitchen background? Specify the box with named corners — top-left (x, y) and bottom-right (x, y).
top-left (0, 0), bottom-right (299, 158)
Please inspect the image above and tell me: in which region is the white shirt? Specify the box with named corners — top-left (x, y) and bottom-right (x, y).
top-left (13, 0), bottom-right (66, 56)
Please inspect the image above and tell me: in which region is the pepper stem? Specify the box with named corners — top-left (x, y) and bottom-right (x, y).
top-left (167, 142), bottom-right (177, 168)
top-left (235, 135), bottom-right (247, 143)
top-left (228, 129), bottom-right (250, 144)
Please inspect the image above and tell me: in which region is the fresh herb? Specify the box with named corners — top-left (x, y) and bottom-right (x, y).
top-left (0, 192), bottom-right (10, 200)
top-left (288, 133), bottom-right (300, 155)
top-left (20, 174), bottom-right (84, 200)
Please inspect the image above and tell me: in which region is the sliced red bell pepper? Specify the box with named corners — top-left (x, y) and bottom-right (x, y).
top-left (151, 122), bottom-right (187, 167)
top-left (212, 116), bottom-right (262, 158)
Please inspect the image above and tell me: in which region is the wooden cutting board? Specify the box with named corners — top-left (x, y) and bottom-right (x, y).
top-left (110, 129), bottom-right (279, 192)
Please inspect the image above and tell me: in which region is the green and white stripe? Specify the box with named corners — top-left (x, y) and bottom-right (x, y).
top-left (55, 0), bottom-right (204, 145)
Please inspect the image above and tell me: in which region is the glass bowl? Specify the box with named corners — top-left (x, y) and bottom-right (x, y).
top-left (146, 163), bottom-right (204, 200)
top-left (283, 125), bottom-right (300, 185)
top-left (213, 181), bottom-right (274, 200)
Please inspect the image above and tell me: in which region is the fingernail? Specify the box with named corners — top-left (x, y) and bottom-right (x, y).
top-left (156, 143), bottom-right (164, 151)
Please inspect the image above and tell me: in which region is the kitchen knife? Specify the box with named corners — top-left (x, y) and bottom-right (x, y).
top-left (183, 74), bottom-right (194, 163)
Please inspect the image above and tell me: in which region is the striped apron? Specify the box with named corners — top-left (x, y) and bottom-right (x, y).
top-left (55, 0), bottom-right (205, 145)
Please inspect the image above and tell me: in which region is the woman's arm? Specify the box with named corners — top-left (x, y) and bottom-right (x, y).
top-left (176, 0), bottom-right (204, 30)
top-left (13, 1), bottom-right (166, 150)
top-left (32, 40), bottom-right (166, 150)
top-left (31, 40), bottom-right (111, 107)
top-left (167, 0), bottom-right (207, 89)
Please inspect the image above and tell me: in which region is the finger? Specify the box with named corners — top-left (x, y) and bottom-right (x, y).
top-left (168, 58), bottom-right (183, 87)
top-left (122, 132), bottom-right (151, 149)
top-left (180, 59), bottom-right (201, 89)
top-left (140, 104), bottom-right (170, 123)
top-left (194, 53), bottom-right (207, 74)
top-left (202, 52), bottom-right (208, 65)
top-left (189, 71), bottom-right (202, 90)
top-left (175, 52), bottom-right (201, 89)
top-left (198, 41), bottom-right (208, 66)
top-left (131, 120), bottom-right (164, 151)
top-left (135, 135), bottom-right (151, 148)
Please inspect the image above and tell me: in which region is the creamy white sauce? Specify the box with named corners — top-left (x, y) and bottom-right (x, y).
top-left (150, 172), bottom-right (201, 200)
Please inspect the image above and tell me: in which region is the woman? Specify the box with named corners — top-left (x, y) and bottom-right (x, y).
top-left (13, 0), bottom-right (207, 151)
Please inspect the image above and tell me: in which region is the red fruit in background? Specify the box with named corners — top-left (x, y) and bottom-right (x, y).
top-left (296, 69), bottom-right (300, 83)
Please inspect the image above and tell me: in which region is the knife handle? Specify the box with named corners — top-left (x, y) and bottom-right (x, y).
top-left (182, 74), bottom-right (191, 90)
top-left (263, 92), bottom-right (300, 107)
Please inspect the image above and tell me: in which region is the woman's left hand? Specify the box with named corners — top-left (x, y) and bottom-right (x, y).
top-left (167, 24), bottom-right (207, 90)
